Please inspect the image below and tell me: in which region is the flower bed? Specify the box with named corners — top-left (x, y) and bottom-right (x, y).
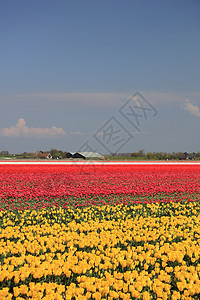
top-left (0, 164), bottom-right (200, 210)
top-left (0, 163), bottom-right (200, 299)
top-left (1, 203), bottom-right (200, 299)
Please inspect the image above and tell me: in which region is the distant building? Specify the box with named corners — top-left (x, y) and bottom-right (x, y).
top-left (79, 152), bottom-right (104, 159)
top-left (66, 152), bottom-right (73, 158)
top-left (179, 152), bottom-right (195, 160)
top-left (34, 151), bottom-right (52, 159)
top-left (66, 152), bottom-right (104, 160)
top-left (72, 152), bottom-right (86, 160)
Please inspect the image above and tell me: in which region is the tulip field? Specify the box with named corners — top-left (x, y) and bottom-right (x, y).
top-left (0, 162), bottom-right (200, 299)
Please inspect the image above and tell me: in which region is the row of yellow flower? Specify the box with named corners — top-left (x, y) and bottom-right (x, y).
top-left (1, 201), bottom-right (200, 299)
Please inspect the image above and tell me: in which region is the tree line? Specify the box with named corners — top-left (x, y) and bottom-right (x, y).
top-left (1, 149), bottom-right (200, 160)
top-left (110, 150), bottom-right (200, 160)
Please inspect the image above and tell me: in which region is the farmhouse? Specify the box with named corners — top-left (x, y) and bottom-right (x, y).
top-left (34, 151), bottom-right (52, 159)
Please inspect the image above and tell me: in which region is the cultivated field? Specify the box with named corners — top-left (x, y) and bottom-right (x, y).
top-left (0, 162), bottom-right (200, 299)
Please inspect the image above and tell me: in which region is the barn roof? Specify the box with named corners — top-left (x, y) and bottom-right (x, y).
top-left (66, 151), bottom-right (104, 158)
top-left (79, 152), bottom-right (104, 158)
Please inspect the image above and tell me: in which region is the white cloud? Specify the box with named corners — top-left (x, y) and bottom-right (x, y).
top-left (183, 100), bottom-right (200, 117)
top-left (0, 118), bottom-right (66, 138)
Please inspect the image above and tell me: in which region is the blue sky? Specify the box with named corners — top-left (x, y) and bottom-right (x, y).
top-left (0, 0), bottom-right (200, 154)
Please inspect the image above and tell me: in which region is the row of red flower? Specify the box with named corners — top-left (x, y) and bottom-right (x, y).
top-left (0, 164), bottom-right (200, 210)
